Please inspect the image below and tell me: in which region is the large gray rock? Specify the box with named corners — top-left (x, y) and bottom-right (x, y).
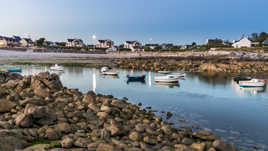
top-left (213, 140), bottom-right (236, 151)
top-left (61, 137), bottom-right (74, 148)
top-left (96, 143), bottom-right (115, 151)
top-left (15, 113), bottom-right (33, 128)
top-left (0, 129), bottom-right (29, 151)
top-left (24, 104), bottom-right (47, 119)
top-left (74, 137), bottom-right (91, 148)
top-left (0, 98), bottom-right (16, 113)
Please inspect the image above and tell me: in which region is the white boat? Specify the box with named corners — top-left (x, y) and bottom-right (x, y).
top-left (158, 71), bottom-right (172, 74)
top-left (101, 67), bottom-right (109, 72)
top-left (239, 79), bottom-right (265, 87)
top-left (170, 72), bottom-right (186, 78)
top-left (155, 75), bottom-right (179, 83)
top-left (50, 64), bottom-right (64, 71)
top-left (101, 71), bottom-right (118, 76)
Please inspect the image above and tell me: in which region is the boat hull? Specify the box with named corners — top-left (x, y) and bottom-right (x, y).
top-left (239, 79), bottom-right (265, 87)
top-left (239, 83), bottom-right (265, 87)
top-left (101, 72), bottom-right (118, 76)
top-left (127, 75), bottom-right (145, 81)
top-left (8, 68), bottom-right (22, 72)
top-left (50, 67), bottom-right (64, 71)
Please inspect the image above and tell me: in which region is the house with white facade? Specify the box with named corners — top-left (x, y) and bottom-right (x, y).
top-left (0, 36), bottom-right (17, 47)
top-left (124, 41), bottom-right (142, 51)
top-left (20, 38), bottom-right (34, 47)
top-left (96, 39), bottom-right (114, 48)
top-left (0, 36), bottom-right (8, 48)
top-left (66, 39), bottom-right (84, 47)
top-left (232, 37), bottom-right (258, 48)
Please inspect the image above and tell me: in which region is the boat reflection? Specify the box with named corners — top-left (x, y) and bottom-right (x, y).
top-left (154, 82), bottom-right (180, 88)
top-left (127, 79), bottom-right (146, 85)
top-left (100, 74), bottom-right (119, 78)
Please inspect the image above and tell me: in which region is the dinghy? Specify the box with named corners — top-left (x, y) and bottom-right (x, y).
top-left (158, 71), bottom-right (172, 74)
top-left (8, 68), bottom-right (22, 73)
top-left (239, 79), bottom-right (265, 87)
top-left (170, 72), bottom-right (186, 78)
top-left (101, 67), bottom-right (109, 73)
top-left (155, 75), bottom-right (179, 83)
top-left (127, 74), bottom-right (146, 82)
top-left (50, 64), bottom-right (64, 71)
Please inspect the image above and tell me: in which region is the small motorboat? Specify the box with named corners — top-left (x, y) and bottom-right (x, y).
top-left (127, 74), bottom-right (146, 81)
top-left (8, 68), bottom-right (22, 73)
top-left (158, 71), bottom-right (172, 74)
top-left (234, 76), bottom-right (252, 84)
top-left (101, 67), bottom-right (109, 73)
top-left (170, 72), bottom-right (186, 78)
top-left (239, 79), bottom-right (265, 87)
top-left (101, 71), bottom-right (118, 76)
top-left (155, 75), bottom-right (179, 83)
top-left (50, 64), bottom-right (64, 71)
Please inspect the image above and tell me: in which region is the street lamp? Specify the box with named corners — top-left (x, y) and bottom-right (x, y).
top-left (92, 35), bottom-right (97, 51)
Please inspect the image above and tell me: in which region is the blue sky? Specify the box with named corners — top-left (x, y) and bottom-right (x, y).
top-left (0, 0), bottom-right (267, 45)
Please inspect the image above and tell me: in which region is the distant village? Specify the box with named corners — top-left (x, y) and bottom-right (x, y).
top-left (0, 32), bottom-right (268, 52)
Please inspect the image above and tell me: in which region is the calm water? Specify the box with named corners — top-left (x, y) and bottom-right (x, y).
top-left (14, 65), bottom-right (268, 150)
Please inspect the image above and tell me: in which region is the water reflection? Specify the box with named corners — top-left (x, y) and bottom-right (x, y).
top-left (126, 80), bottom-right (146, 85)
top-left (148, 72), bottom-right (152, 87)
top-left (154, 82), bottom-right (180, 88)
top-left (92, 68), bottom-right (96, 93)
top-left (190, 72), bottom-right (230, 86)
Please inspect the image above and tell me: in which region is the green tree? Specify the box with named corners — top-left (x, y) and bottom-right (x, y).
top-left (144, 46), bottom-right (151, 51)
top-left (36, 38), bottom-right (46, 46)
top-left (251, 33), bottom-right (258, 41)
top-left (258, 32), bottom-right (268, 42)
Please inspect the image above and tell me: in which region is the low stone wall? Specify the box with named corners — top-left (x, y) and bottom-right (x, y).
top-left (0, 71), bottom-right (236, 151)
top-left (114, 58), bottom-right (268, 74)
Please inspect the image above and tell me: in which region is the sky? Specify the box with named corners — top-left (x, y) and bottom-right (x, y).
top-left (0, 0), bottom-right (267, 45)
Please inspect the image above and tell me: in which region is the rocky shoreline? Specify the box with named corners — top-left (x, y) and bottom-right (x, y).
top-left (0, 71), bottom-right (236, 151)
top-left (114, 58), bottom-right (268, 75)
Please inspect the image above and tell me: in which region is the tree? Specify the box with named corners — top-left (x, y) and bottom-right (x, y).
top-left (144, 46), bottom-right (151, 51)
top-left (258, 32), bottom-right (268, 42)
top-left (251, 33), bottom-right (258, 41)
top-left (36, 38), bottom-right (46, 46)
top-left (192, 42), bottom-right (197, 46)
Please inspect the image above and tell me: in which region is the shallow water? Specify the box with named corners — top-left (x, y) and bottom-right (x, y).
top-left (13, 65), bottom-right (268, 150)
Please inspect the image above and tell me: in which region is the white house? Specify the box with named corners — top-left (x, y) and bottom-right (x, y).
top-left (232, 37), bottom-right (258, 48)
top-left (0, 37), bottom-right (8, 48)
top-left (66, 39), bottom-right (84, 47)
top-left (20, 38), bottom-right (34, 47)
top-left (124, 41), bottom-right (142, 51)
top-left (96, 39), bottom-right (114, 48)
